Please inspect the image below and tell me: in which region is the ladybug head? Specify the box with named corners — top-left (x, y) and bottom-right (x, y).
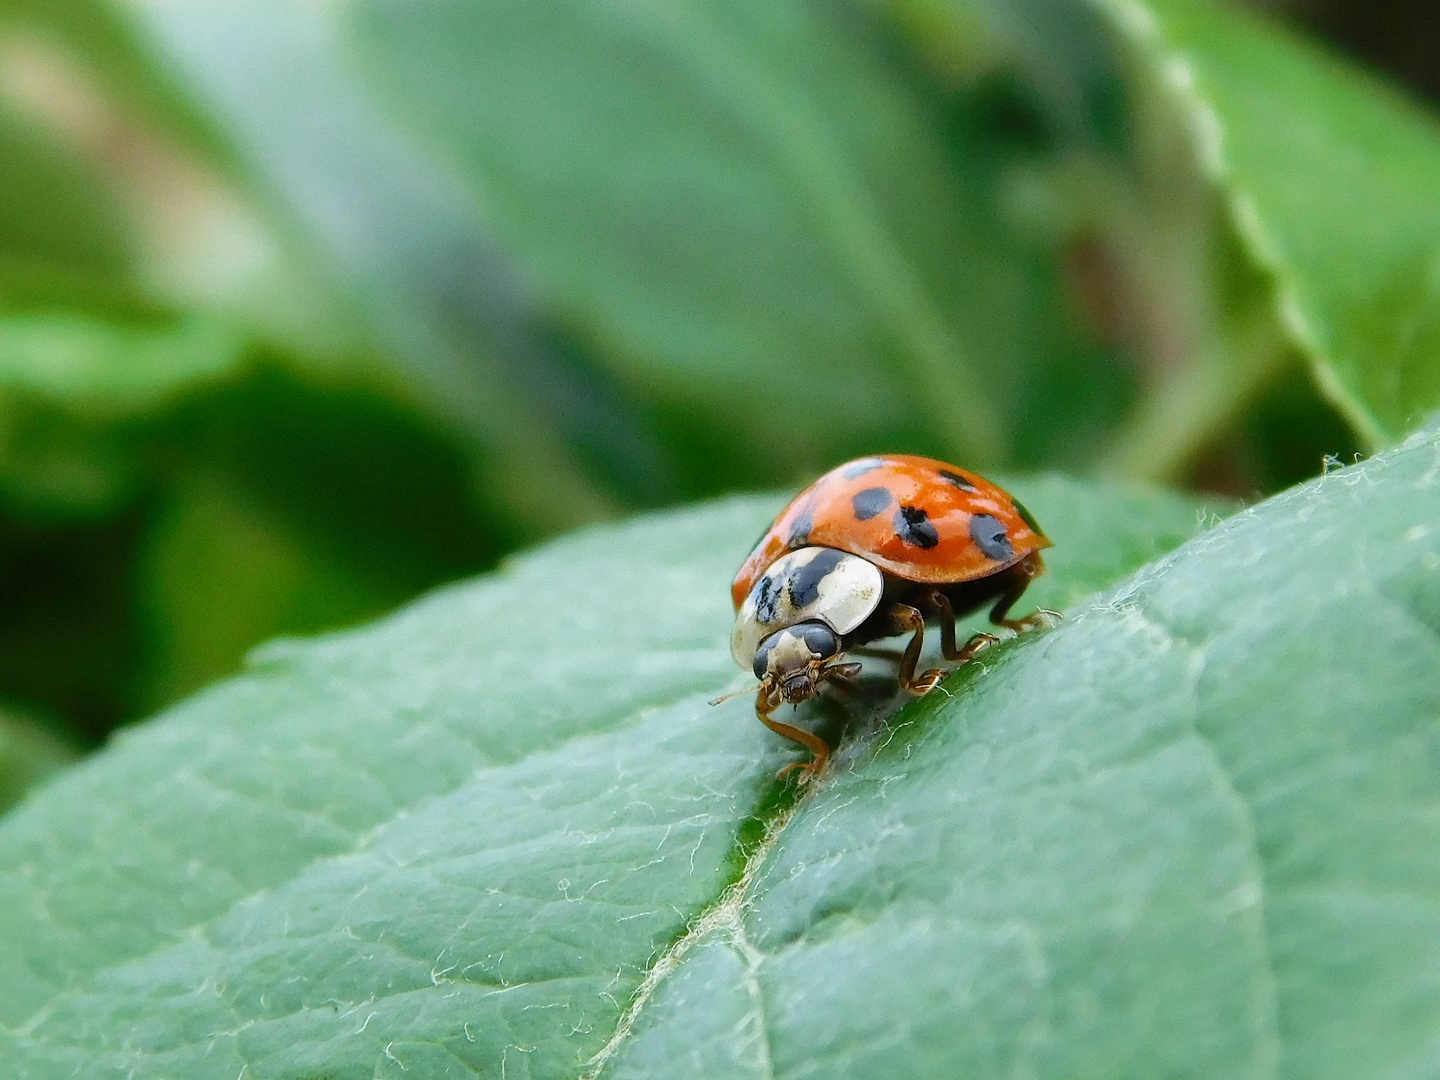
top-left (752, 621), bottom-right (858, 705)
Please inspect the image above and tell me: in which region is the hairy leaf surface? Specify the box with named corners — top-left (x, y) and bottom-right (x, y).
top-left (0, 474), bottom-right (1215, 1077)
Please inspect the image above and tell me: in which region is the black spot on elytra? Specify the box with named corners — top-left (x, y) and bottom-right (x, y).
top-left (938, 468), bottom-right (977, 492)
top-left (753, 573), bottom-right (783, 623)
top-left (1012, 497), bottom-right (1044, 538)
top-left (787, 548), bottom-right (846, 607)
top-left (801, 622), bottom-right (839, 658)
top-left (894, 505), bottom-right (940, 549)
top-left (786, 508), bottom-right (813, 547)
top-left (851, 486), bottom-right (892, 521)
top-left (969, 513), bottom-right (1013, 561)
top-left (842, 458), bottom-right (886, 479)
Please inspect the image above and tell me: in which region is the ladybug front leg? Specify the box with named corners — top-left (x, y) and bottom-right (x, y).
top-left (756, 684), bottom-right (830, 781)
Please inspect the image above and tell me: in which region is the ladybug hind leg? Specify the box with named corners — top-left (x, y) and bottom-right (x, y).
top-left (987, 559), bottom-right (1061, 634)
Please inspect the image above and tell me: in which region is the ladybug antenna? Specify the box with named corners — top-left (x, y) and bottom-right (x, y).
top-left (708, 682), bottom-right (762, 707)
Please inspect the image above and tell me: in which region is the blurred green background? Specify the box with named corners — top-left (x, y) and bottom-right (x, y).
top-left (1, 0), bottom-right (1438, 760)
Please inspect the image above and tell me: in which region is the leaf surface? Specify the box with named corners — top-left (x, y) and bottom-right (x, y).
top-left (608, 431), bottom-right (1440, 1079)
top-left (0, 474), bottom-right (1214, 1078)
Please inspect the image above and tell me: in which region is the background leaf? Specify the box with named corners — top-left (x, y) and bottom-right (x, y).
top-left (1100, 0), bottom-right (1440, 448)
top-left (329, 0), bottom-right (1129, 479)
top-left (0, 473), bottom-right (1217, 1076)
top-left (120, 0), bottom-right (665, 527)
top-left (0, 706), bottom-right (76, 814)
top-left (890, 0), bottom-right (1440, 485)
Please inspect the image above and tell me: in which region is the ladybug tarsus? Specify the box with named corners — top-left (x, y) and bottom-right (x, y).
top-left (756, 692), bottom-right (832, 781)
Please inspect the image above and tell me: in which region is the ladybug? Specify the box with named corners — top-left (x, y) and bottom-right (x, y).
top-left (728, 454), bottom-right (1057, 779)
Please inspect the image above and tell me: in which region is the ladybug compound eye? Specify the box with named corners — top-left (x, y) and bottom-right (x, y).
top-left (799, 622), bottom-right (840, 660)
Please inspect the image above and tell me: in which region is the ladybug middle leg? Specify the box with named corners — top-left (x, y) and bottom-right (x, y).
top-left (872, 603), bottom-right (948, 695)
top-left (921, 589), bottom-right (999, 664)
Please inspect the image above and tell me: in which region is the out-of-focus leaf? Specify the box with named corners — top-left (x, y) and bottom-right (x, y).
top-left (910, 0), bottom-right (1440, 478)
top-left (135, 366), bottom-right (504, 710)
top-left (0, 472), bottom-right (1221, 1077)
top-left (120, 0), bottom-right (652, 529)
top-left (0, 509), bottom-right (141, 741)
top-left (133, 482), bottom-right (398, 709)
top-left (0, 305), bottom-right (500, 733)
top-left (0, 706), bottom-right (76, 814)
top-left (353, 0), bottom-right (1135, 478)
top-left (0, 109), bottom-right (130, 280)
top-left (0, 313), bottom-right (244, 517)
top-left (895, 0), bottom-right (1422, 487)
top-left (1098, 0), bottom-right (1440, 448)
top-left (0, 0), bottom-right (229, 163)
top-left (114, 0), bottom-right (1135, 513)
top-left (0, 314), bottom-right (243, 413)
top-left (892, 0), bottom-right (1283, 487)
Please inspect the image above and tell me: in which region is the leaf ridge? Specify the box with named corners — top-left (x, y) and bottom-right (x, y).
top-left (730, 919), bottom-right (779, 1080)
top-left (582, 782), bottom-right (806, 1079)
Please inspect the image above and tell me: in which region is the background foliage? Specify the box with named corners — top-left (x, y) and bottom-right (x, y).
top-left (5, 0), bottom-right (1439, 751)
top-left (3, 431), bottom-right (1439, 1078)
top-left (2, 0), bottom-right (1440, 1077)
top-left (3, 0), bottom-right (1440, 1073)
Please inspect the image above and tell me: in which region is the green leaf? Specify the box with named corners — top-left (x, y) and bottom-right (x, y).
top-left (129, 365), bottom-right (508, 713)
top-left (114, 1), bottom-right (1135, 505)
top-left (1097, 0), bottom-right (1440, 449)
top-left (0, 473), bottom-right (1215, 1077)
top-left (605, 435), bottom-right (1440, 1079)
top-left (0, 314), bottom-right (244, 413)
top-left (132, 480), bottom-right (408, 710)
top-left (0, 707), bottom-right (76, 815)
top-left (0, 313), bottom-right (246, 517)
top-left (0, 0), bottom-right (229, 163)
top-left (890, 0), bottom-right (1431, 485)
top-left (0, 307), bottom-right (503, 733)
top-left (355, 0), bottom-right (997, 458)
top-left (115, 0), bottom-right (653, 528)
top-left (0, 109), bottom-right (131, 281)
top-left (0, 507), bottom-right (144, 741)
top-left (345, 0), bottom-right (1128, 479)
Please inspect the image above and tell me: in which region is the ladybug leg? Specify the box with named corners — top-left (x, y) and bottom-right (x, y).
top-left (882, 603), bottom-right (947, 695)
top-left (987, 564), bottom-right (1061, 634)
top-left (924, 590), bottom-right (999, 663)
top-left (756, 685), bottom-right (830, 781)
